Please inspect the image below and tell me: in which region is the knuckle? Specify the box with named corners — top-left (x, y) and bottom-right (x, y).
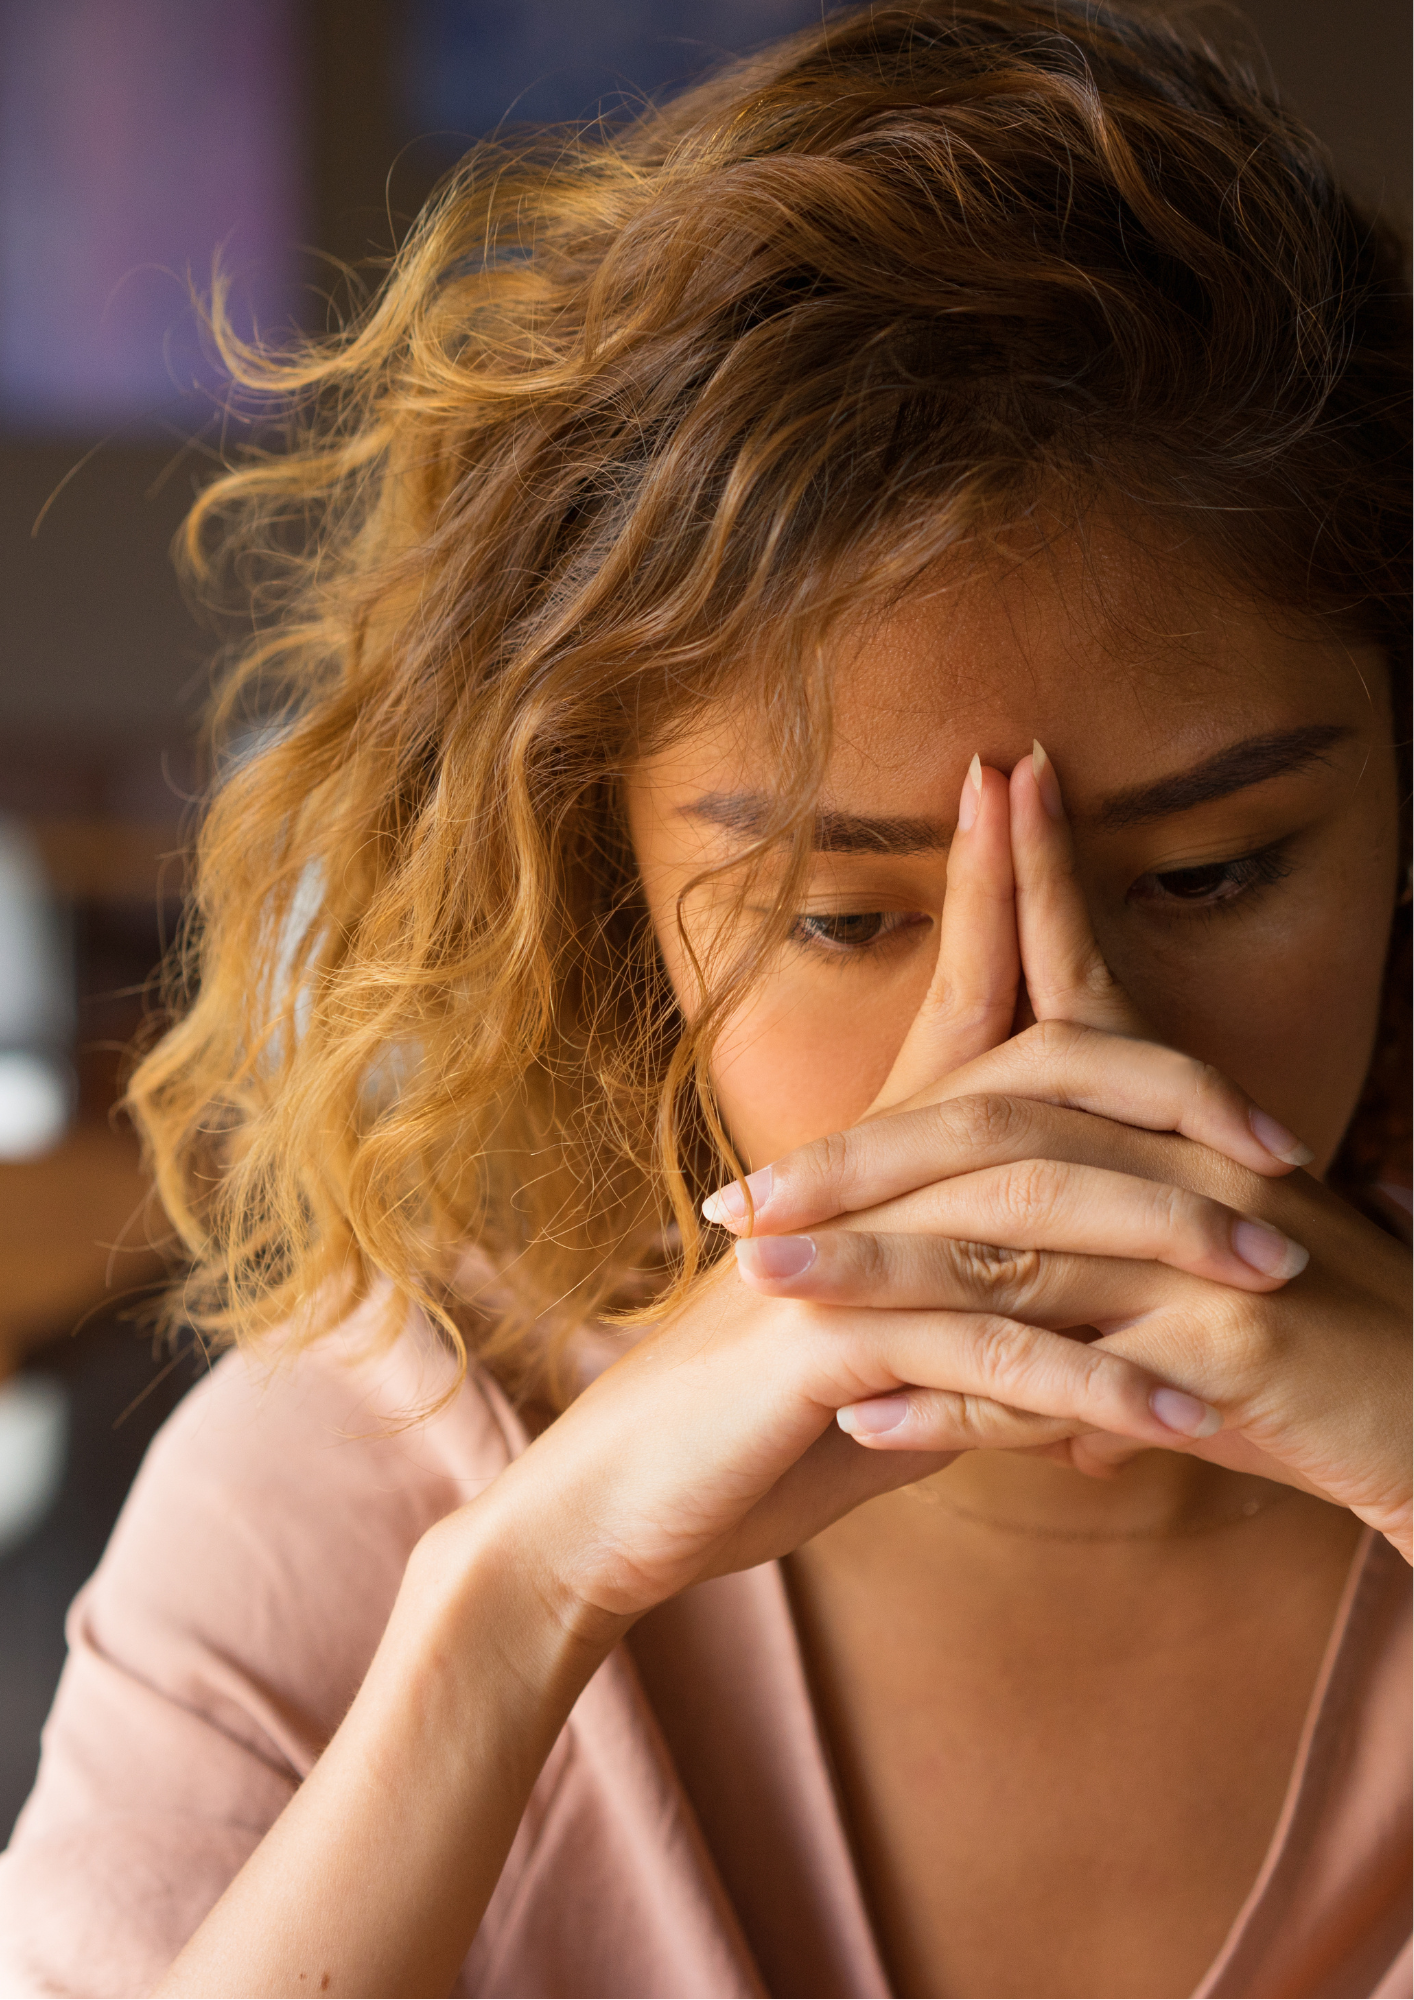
top-left (1147, 1177), bottom-right (1211, 1255)
top-left (1188, 1055), bottom-right (1233, 1105)
top-left (1211, 1289), bottom-right (1282, 1379)
top-left (926, 978), bottom-right (994, 1037)
top-left (939, 1391), bottom-right (1004, 1445)
top-left (967, 1312), bottom-right (1036, 1391)
top-left (1152, 1178), bottom-right (1192, 1237)
top-left (1182, 1053), bottom-right (1242, 1125)
top-left (995, 1156), bottom-right (1063, 1231)
top-left (1079, 945), bottom-right (1120, 998)
top-left (941, 1091), bottom-right (1031, 1156)
top-left (1026, 1016), bottom-right (1083, 1063)
top-left (815, 1125), bottom-right (858, 1206)
top-left (948, 1239), bottom-right (1045, 1310)
top-left (954, 1395), bottom-right (1056, 1447)
top-left (911, 1386), bottom-right (980, 1443)
top-left (850, 1230), bottom-right (889, 1293)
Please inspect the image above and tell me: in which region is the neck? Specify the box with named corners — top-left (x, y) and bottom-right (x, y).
top-left (801, 1448), bottom-right (1362, 1623)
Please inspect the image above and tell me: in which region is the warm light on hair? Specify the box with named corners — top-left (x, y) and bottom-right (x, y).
top-left (127, 0), bottom-right (1410, 1403)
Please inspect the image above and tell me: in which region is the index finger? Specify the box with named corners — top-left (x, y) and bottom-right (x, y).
top-left (1011, 741), bottom-right (1146, 1035)
top-left (867, 755), bottom-right (1019, 1111)
top-left (700, 1036), bottom-right (1307, 1237)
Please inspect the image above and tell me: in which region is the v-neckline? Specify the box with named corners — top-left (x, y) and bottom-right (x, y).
top-left (627, 1523), bottom-right (1387, 1999)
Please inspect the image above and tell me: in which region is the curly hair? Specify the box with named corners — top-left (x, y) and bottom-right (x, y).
top-left (126, 0), bottom-right (1410, 1403)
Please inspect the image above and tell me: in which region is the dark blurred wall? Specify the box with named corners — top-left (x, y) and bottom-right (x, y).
top-left (0, 443), bottom-right (204, 738)
top-left (1236, 0), bottom-right (1410, 222)
top-left (2, 0), bottom-right (1408, 753)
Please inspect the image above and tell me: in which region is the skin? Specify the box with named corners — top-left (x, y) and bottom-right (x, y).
top-left (157, 523), bottom-right (1410, 1999)
top-left (627, 529), bottom-right (1407, 1994)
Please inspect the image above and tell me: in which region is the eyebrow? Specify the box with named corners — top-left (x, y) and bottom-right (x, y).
top-left (1094, 724), bottom-right (1352, 829)
top-left (684, 792), bottom-right (948, 853)
top-left (682, 722), bottom-right (1354, 854)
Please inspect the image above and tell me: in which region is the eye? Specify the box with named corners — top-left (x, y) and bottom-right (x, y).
top-left (789, 909), bottom-right (927, 954)
top-left (1129, 843), bottom-right (1293, 911)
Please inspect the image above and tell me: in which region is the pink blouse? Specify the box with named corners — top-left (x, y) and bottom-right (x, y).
top-left (0, 1310), bottom-right (1408, 1998)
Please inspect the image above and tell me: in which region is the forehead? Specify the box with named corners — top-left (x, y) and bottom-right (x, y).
top-left (631, 516), bottom-right (1382, 819)
top-left (835, 522), bottom-right (1349, 763)
top-left (866, 530), bottom-right (1357, 771)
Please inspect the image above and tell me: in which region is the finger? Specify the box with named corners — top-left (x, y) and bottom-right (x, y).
top-left (1058, 1428), bottom-right (1322, 1493)
top-left (1065, 1430), bottom-right (1155, 1478)
top-left (1011, 741), bottom-right (1143, 1034)
top-left (925, 1021), bottom-right (1314, 1175)
top-left (736, 1227), bottom-right (1173, 1327)
top-left (853, 1158), bottom-right (1311, 1292)
top-left (868, 756), bottom-right (1018, 1110)
top-left (701, 1073), bottom-right (1305, 1238)
top-left (821, 1306), bottom-right (1221, 1451)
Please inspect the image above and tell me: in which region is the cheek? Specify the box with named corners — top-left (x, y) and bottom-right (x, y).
top-left (709, 969), bottom-right (924, 1165)
top-left (1105, 871), bottom-right (1394, 1168)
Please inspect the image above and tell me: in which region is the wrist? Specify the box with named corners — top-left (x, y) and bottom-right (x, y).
top-left (382, 1480), bottom-right (632, 1734)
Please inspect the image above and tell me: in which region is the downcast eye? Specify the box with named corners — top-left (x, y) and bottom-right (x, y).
top-left (1154, 861), bottom-right (1242, 901)
top-left (797, 911), bottom-right (891, 945)
top-left (1129, 843), bottom-right (1293, 910)
top-left (789, 909), bottom-right (927, 953)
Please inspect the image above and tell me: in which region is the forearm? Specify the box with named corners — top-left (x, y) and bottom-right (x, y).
top-left (154, 1496), bottom-right (624, 1999)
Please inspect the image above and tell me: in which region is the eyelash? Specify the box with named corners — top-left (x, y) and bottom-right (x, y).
top-left (788, 909), bottom-right (927, 956)
top-left (787, 840), bottom-right (1295, 958)
top-left (1127, 840), bottom-right (1294, 912)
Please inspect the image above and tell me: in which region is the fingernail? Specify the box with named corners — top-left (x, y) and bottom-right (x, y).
top-left (957, 754), bottom-right (983, 832)
top-left (1032, 739), bottom-right (1065, 820)
top-left (1248, 1107), bottom-right (1316, 1167)
top-left (1150, 1387), bottom-right (1223, 1438)
top-left (1232, 1217), bottom-right (1310, 1280)
top-left (736, 1234), bottom-right (816, 1280)
top-left (702, 1164), bottom-right (773, 1227)
top-left (837, 1394), bottom-right (909, 1436)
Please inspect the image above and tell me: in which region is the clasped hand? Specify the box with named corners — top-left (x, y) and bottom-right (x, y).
top-left (715, 748), bottom-right (1411, 1561)
top-left (488, 748), bottom-right (1409, 1645)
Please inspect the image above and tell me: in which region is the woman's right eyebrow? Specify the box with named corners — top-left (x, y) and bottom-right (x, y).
top-left (681, 793), bottom-right (948, 854)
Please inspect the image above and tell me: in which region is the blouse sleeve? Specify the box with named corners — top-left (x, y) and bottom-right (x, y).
top-left (0, 1328), bottom-right (514, 1998)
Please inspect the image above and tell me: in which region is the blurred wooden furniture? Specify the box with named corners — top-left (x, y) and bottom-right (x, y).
top-left (28, 817), bottom-right (186, 902)
top-left (0, 1123), bottom-right (166, 1376)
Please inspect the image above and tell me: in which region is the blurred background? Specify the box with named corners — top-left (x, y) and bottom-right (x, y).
top-left (0, 0), bottom-right (1408, 1841)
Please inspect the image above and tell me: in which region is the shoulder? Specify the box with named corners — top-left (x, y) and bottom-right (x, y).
top-left (88, 1293), bottom-right (527, 1759)
top-left (129, 1294), bottom-right (524, 1548)
top-left (0, 1296), bottom-right (527, 1995)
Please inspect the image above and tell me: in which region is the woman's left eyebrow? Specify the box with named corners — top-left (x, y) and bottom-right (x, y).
top-left (1093, 723), bottom-right (1353, 829)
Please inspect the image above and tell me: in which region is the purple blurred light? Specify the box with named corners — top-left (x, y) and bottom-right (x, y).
top-left (0, 0), bottom-right (302, 433)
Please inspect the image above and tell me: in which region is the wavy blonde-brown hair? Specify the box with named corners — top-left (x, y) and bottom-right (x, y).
top-left (128, 0), bottom-right (1410, 1402)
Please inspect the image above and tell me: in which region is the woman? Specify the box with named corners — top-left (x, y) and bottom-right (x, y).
top-left (1, 3), bottom-right (1408, 1995)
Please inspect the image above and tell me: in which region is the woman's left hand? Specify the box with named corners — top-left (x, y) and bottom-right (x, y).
top-left (718, 745), bottom-right (1413, 1561)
